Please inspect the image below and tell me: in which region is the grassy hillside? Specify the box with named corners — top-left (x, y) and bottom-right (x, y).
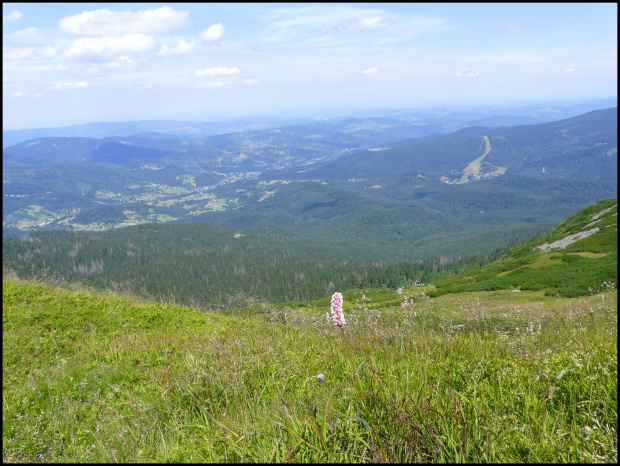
top-left (3, 200), bottom-right (617, 462)
top-left (3, 274), bottom-right (617, 462)
top-left (430, 198), bottom-right (617, 298)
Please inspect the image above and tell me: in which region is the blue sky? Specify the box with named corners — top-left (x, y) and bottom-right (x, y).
top-left (2, 2), bottom-right (617, 129)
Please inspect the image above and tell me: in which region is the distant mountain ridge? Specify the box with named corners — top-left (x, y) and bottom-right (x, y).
top-left (2, 118), bottom-right (311, 149)
top-left (4, 98), bottom-right (616, 149)
top-left (3, 106), bottom-right (617, 263)
top-left (284, 107), bottom-right (617, 183)
top-left (4, 107), bottom-right (617, 179)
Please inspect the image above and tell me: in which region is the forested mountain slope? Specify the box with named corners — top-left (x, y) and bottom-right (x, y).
top-left (3, 199), bottom-right (616, 308)
top-left (3, 108), bottom-right (617, 264)
top-left (2, 221), bottom-right (486, 308)
top-left (282, 107), bottom-right (617, 182)
top-left (198, 108), bottom-right (616, 258)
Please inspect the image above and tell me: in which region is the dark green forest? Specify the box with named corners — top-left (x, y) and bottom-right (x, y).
top-left (3, 222), bottom-right (504, 309)
top-left (4, 198), bottom-right (616, 308)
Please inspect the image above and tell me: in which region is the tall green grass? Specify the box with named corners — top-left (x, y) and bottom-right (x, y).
top-left (3, 279), bottom-right (617, 462)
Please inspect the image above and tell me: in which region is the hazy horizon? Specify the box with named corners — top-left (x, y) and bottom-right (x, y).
top-left (2, 97), bottom-right (618, 133)
top-left (3, 3), bottom-right (617, 130)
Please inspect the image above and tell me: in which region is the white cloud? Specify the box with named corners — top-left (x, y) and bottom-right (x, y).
top-left (158, 37), bottom-right (196, 55)
top-left (3, 10), bottom-right (22, 22)
top-left (11, 90), bottom-right (41, 97)
top-left (261, 5), bottom-right (444, 45)
top-left (564, 67), bottom-right (575, 72)
top-left (196, 81), bottom-right (230, 88)
top-left (361, 66), bottom-right (380, 75)
top-left (455, 68), bottom-right (480, 78)
top-left (321, 16), bottom-right (393, 37)
top-left (3, 45), bottom-right (57, 61)
top-left (58, 6), bottom-right (188, 36)
top-left (359, 16), bottom-right (389, 29)
top-left (82, 56), bottom-right (136, 75)
top-left (5, 27), bottom-right (47, 43)
top-left (65, 34), bottom-right (154, 59)
top-left (50, 81), bottom-right (89, 90)
top-left (195, 66), bottom-right (240, 77)
top-left (243, 78), bottom-right (259, 85)
top-left (200, 23), bottom-right (225, 41)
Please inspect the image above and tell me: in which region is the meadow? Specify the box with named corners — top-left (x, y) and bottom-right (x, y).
top-left (3, 273), bottom-right (617, 463)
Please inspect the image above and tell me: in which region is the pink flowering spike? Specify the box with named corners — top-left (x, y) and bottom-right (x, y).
top-left (330, 292), bottom-right (346, 327)
top-left (362, 294), bottom-right (365, 301)
top-left (397, 287), bottom-right (403, 295)
top-left (317, 374), bottom-right (324, 383)
top-left (401, 301), bottom-right (407, 309)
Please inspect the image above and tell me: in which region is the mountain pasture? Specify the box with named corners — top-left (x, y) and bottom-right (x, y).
top-left (3, 277), bottom-right (616, 463)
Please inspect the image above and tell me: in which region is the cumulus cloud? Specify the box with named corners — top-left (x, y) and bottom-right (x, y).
top-left (82, 56), bottom-right (136, 75)
top-left (50, 81), bottom-right (89, 90)
top-left (3, 10), bottom-right (22, 22)
top-left (243, 78), bottom-right (259, 85)
top-left (58, 6), bottom-right (188, 36)
top-left (195, 66), bottom-right (240, 77)
top-left (564, 67), bottom-right (575, 72)
top-left (455, 67), bottom-right (480, 78)
top-left (158, 37), bottom-right (196, 55)
top-left (3, 45), bottom-right (57, 61)
top-left (65, 34), bottom-right (154, 59)
top-left (5, 27), bottom-right (47, 43)
top-left (200, 23), bottom-right (225, 41)
top-left (361, 66), bottom-right (380, 75)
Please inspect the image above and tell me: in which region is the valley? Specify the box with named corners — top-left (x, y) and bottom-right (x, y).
top-left (3, 105), bottom-right (617, 463)
top-left (3, 3), bottom-right (616, 462)
top-left (3, 105), bottom-right (617, 262)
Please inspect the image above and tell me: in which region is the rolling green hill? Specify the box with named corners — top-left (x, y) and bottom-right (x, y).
top-left (193, 108), bottom-right (616, 260)
top-left (283, 107), bottom-right (618, 183)
top-left (2, 116), bottom-right (449, 168)
top-left (429, 198), bottom-right (617, 297)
